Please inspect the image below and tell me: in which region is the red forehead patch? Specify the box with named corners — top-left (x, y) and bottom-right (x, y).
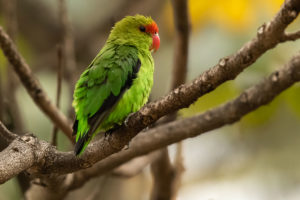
top-left (145, 21), bottom-right (159, 34)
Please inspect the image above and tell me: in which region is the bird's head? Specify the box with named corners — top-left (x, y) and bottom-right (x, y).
top-left (108, 15), bottom-right (160, 52)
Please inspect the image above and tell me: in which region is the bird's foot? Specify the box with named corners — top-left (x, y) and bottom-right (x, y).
top-left (104, 124), bottom-right (121, 137)
top-left (124, 113), bottom-right (135, 127)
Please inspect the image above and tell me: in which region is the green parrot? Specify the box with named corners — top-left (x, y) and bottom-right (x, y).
top-left (72, 15), bottom-right (160, 155)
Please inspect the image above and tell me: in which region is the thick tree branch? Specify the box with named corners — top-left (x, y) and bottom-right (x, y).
top-left (0, 134), bottom-right (52, 184)
top-left (0, 26), bottom-right (73, 140)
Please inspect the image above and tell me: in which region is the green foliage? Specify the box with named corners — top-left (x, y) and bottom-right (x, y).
top-left (241, 96), bottom-right (279, 127)
top-left (284, 83), bottom-right (300, 119)
top-left (179, 78), bottom-right (287, 128)
top-left (16, 35), bottom-right (34, 67)
top-left (0, 178), bottom-right (21, 200)
top-left (0, 49), bottom-right (7, 75)
top-left (241, 83), bottom-right (300, 128)
top-left (0, 33), bottom-right (33, 81)
top-left (180, 81), bottom-right (239, 117)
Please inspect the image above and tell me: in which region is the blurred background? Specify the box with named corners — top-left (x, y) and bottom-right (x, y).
top-left (1, 0), bottom-right (300, 199)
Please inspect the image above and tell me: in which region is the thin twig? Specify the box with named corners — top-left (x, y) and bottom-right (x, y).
top-left (0, 120), bottom-right (18, 145)
top-left (150, 148), bottom-right (174, 200)
top-left (170, 0), bottom-right (190, 90)
top-left (2, 0), bottom-right (24, 134)
top-left (172, 142), bottom-right (185, 200)
top-left (0, 26), bottom-right (73, 141)
top-left (51, 45), bottom-right (63, 146)
top-left (282, 30), bottom-right (300, 41)
top-left (2, 0), bottom-right (18, 39)
top-left (58, 0), bottom-right (77, 85)
top-left (58, 0), bottom-right (77, 118)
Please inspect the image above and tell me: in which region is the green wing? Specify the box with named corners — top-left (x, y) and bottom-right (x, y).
top-left (73, 45), bottom-right (140, 155)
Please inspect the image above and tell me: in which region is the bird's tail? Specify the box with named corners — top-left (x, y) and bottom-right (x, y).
top-left (74, 134), bottom-right (93, 156)
top-left (73, 108), bottom-right (108, 155)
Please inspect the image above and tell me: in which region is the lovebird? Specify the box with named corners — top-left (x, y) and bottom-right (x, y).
top-left (72, 15), bottom-right (160, 155)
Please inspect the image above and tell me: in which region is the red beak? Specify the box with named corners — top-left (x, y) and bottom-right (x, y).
top-left (150, 33), bottom-right (160, 52)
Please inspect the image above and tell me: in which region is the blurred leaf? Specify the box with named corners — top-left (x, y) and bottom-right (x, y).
top-left (16, 35), bottom-right (34, 67)
top-left (241, 101), bottom-right (279, 127)
top-left (164, 0), bottom-right (284, 34)
top-left (284, 83), bottom-right (300, 119)
top-left (0, 32), bottom-right (33, 80)
top-left (0, 49), bottom-right (7, 74)
top-left (264, 0), bottom-right (284, 15)
top-left (0, 178), bottom-right (21, 200)
top-left (0, 16), bottom-right (7, 75)
top-left (16, 72), bottom-right (72, 149)
top-left (212, 0), bottom-right (256, 32)
top-left (180, 81), bottom-right (239, 117)
top-left (241, 90), bottom-right (281, 128)
top-left (57, 130), bottom-right (73, 151)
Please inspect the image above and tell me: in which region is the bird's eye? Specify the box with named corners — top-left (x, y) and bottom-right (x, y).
top-left (139, 26), bottom-right (146, 32)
